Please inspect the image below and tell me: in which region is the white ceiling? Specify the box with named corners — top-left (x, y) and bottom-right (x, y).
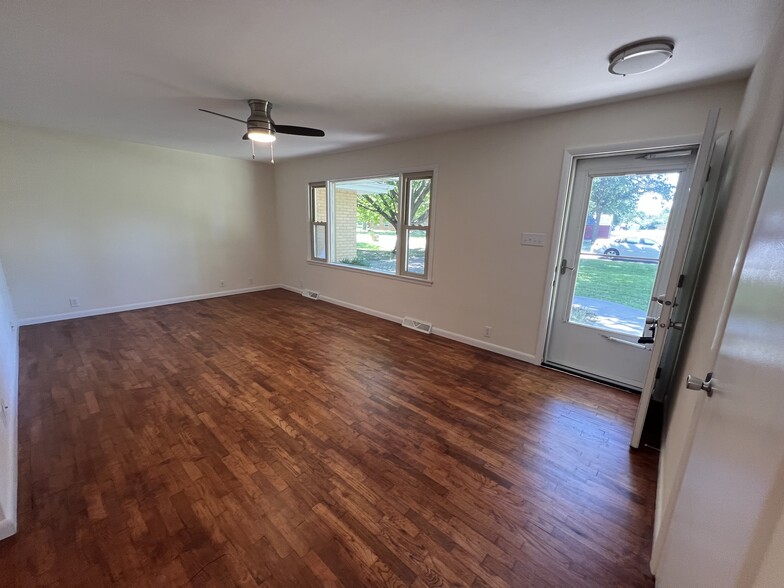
top-left (1, 1), bottom-right (780, 161)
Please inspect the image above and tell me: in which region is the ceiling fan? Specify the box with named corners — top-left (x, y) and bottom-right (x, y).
top-left (198, 99), bottom-right (325, 149)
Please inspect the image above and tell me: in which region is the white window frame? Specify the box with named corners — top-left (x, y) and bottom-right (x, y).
top-left (307, 168), bottom-right (435, 283)
top-left (308, 182), bottom-right (328, 262)
top-left (399, 171), bottom-right (433, 279)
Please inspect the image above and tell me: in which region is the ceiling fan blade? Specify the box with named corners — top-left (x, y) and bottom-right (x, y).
top-left (274, 124), bottom-right (325, 137)
top-left (198, 108), bottom-right (246, 124)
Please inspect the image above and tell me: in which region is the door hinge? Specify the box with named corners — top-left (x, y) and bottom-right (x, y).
top-left (678, 274), bottom-right (685, 288)
top-left (655, 367), bottom-right (662, 379)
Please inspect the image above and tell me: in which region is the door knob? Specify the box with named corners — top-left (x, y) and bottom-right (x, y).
top-left (686, 372), bottom-right (714, 397)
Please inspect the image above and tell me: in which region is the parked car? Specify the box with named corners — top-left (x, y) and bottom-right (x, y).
top-left (590, 236), bottom-right (661, 260)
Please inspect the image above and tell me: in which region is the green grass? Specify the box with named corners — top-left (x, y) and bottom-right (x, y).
top-left (574, 258), bottom-right (657, 311)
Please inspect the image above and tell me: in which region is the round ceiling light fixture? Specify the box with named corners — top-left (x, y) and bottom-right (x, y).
top-left (609, 39), bottom-right (674, 76)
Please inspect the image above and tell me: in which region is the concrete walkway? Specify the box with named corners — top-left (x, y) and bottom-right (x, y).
top-left (572, 296), bottom-right (647, 336)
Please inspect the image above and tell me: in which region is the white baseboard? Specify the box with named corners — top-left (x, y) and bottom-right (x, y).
top-left (19, 282), bottom-right (540, 360)
top-left (320, 294), bottom-right (404, 325)
top-left (17, 284), bottom-right (283, 326)
top-left (431, 327), bottom-right (538, 364)
top-left (282, 284), bottom-right (538, 365)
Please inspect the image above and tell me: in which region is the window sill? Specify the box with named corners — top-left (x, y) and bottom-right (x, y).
top-left (306, 260), bottom-right (433, 286)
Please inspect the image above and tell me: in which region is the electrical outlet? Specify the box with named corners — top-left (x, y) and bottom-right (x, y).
top-left (484, 326), bottom-right (492, 338)
top-left (248, 277), bottom-right (254, 285)
top-left (69, 297), bottom-right (80, 308)
top-left (220, 280), bottom-right (225, 288)
top-left (521, 232), bottom-right (546, 247)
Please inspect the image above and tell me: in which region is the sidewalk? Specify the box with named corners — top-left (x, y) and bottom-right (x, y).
top-left (572, 296), bottom-right (646, 336)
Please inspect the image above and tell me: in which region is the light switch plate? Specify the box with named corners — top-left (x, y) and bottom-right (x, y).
top-left (521, 232), bottom-right (546, 247)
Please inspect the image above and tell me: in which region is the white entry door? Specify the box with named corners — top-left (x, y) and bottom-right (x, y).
top-left (545, 150), bottom-right (697, 389)
top-left (655, 121), bottom-right (784, 588)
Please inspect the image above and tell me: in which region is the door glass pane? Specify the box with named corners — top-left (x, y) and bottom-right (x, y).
top-left (313, 186), bottom-right (327, 222)
top-left (407, 178), bottom-right (431, 225)
top-left (405, 229), bottom-right (427, 274)
top-left (570, 172), bottom-right (680, 335)
top-left (313, 224), bottom-right (326, 259)
top-left (334, 176), bottom-right (399, 274)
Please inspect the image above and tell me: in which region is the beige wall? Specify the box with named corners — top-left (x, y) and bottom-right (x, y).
top-left (274, 80), bottom-right (746, 358)
top-left (0, 256), bottom-right (18, 539)
top-left (0, 122), bottom-right (279, 322)
top-left (754, 507), bottom-right (784, 587)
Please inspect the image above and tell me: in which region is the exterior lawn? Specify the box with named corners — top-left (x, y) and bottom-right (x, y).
top-left (573, 258), bottom-right (657, 311)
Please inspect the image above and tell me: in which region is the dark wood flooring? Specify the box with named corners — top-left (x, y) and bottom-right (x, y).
top-left (0, 289), bottom-right (658, 586)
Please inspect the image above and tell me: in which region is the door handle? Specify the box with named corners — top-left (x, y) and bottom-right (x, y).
top-left (686, 372), bottom-right (714, 397)
top-left (638, 320), bottom-right (656, 344)
top-left (560, 259), bottom-right (575, 275)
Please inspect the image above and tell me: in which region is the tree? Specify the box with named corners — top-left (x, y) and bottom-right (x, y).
top-left (587, 174), bottom-right (675, 241)
top-left (356, 179), bottom-right (431, 231)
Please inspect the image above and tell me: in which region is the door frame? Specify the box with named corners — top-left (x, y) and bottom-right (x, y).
top-left (535, 135), bottom-right (706, 365)
top-left (542, 153), bottom-right (696, 390)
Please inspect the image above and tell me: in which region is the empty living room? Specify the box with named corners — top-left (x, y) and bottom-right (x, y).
top-left (2, 2), bottom-right (784, 586)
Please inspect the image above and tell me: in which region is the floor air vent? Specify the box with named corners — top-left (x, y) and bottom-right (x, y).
top-left (402, 317), bottom-right (432, 334)
top-left (302, 289), bottom-right (320, 300)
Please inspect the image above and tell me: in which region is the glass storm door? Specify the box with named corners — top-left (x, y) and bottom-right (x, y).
top-left (545, 151), bottom-right (696, 390)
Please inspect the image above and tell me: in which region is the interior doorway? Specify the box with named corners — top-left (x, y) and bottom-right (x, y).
top-left (544, 150), bottom-right (697, 390)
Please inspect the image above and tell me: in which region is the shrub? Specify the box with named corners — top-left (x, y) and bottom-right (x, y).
top-left (339, 257), bottom-right (370, 267)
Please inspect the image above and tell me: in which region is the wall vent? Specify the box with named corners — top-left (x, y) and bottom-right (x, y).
top-left (402, 316), bottom-right (432, 334)
top-left (302, 289), bottom-right (320, 300)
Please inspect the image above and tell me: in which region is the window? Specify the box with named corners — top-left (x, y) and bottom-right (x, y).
top-left (308, 171), bottom-right (434, 281)
top-left (309, 183), bottom-right (328, 261)
top-left (401, 173), bottom-right (431, 277)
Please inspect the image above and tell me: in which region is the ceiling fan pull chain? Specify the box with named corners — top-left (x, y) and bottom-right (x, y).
top-left (270, 142), bottom-right (274, 164)
top-left (251, 140), bottom-right (256, 160)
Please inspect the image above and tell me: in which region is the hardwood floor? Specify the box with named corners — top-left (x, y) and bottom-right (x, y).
top-left (1, 289), bottom-right (658, 586)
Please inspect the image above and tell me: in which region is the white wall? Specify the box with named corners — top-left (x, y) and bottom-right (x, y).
top-left (274, 81), bottom-right (745, 359)
top-left (0, 256), bottom-right (18, 540)
top-left (654, 13), bottom-right (784, 574)
top-left (0, 122), bottom-right (280, 322)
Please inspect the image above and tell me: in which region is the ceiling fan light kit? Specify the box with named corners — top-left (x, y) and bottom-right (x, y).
top-left (608, 39), bottom-right (674, 76)
top-left (246, 99), bottom-right (277, 143)
top-left (247, 129), bottom-right (276, 143)
top-left (198, 99), bottom-right (325, 159)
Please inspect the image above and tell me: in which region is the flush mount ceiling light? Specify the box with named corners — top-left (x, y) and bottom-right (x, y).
top-left (608, 40), bottom-right (674, 76)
